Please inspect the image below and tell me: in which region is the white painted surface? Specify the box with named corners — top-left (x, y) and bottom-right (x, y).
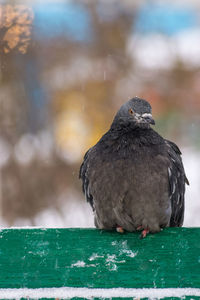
top-left (0, 287), bottom-right (199, 299)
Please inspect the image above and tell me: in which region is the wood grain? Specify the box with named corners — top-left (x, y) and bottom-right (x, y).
top-left (0, 227), bottom-right (199, 291)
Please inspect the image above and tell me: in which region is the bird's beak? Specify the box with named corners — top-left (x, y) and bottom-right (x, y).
top-left (142, 113), bottom-right (155, 125)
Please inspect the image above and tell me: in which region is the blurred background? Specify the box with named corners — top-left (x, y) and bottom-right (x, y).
top-left (0, 0), bottom-right (199, 228)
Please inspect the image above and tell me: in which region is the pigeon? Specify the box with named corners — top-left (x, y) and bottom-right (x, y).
top-left (79, 97), bottom-right (189, 238)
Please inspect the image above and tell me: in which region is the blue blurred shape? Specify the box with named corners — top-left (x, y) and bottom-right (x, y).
top-left (134, 2), bottom-right (197, 36)
top-left (33, 2), bottom-right (92, 42)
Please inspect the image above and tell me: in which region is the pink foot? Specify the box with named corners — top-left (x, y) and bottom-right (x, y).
top-left (140, 228), bottom-right (149, 238)
top-left (116, 226), bottom-right (124, 233)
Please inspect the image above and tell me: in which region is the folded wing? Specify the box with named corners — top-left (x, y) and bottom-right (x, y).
top-left (165, 140), bottom-right (189, 227)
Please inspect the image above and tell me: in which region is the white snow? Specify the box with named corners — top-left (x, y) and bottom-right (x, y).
top-left (182, 148), bottom-right (200, 227)
top-left (0, 287), bottom-right (199, 299)
top-left (71, 261), bottom-right (86, 268)
top-left (105, 254), bottom-right (129, 271)
top-left (112, 240), bottom-right (138, 259)
top-left (105, 254), bottom-right (118, 271)
top-left (120, 249), bottom-right (138, 258)
top-left (89, 253), bottom-right (104, 261)
top-left (106, 254), bottom-right (117, 262)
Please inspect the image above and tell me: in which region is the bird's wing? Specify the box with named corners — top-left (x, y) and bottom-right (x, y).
top-left (165, 139), bottom-right (189, 227)
top-left (79, 148), bottom-right (94, 210)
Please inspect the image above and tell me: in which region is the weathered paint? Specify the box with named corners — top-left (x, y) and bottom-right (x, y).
top-left (0, 227), bottom-right (199, 299)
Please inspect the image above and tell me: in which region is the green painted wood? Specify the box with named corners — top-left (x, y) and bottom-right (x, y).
top-left (0, 228), bottom-right (199, 290)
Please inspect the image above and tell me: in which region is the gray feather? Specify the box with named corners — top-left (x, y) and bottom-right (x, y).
top-left (79, 97), bottom-right (189, 233)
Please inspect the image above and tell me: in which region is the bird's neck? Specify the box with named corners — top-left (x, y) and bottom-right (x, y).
top-left (100, 124), bottom-right (164, 147)
top-left (110, 121), bottom-right (150, 135)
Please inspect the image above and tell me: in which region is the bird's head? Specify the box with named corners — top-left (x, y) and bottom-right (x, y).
top-left (112, 97), bottom-right (155, 129)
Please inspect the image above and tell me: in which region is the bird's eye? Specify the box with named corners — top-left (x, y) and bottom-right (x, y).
top-left (128, 108), bottom-right (134, 115)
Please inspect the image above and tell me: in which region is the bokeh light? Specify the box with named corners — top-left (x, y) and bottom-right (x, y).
top-left (0, 0), bottom-right (199, 227)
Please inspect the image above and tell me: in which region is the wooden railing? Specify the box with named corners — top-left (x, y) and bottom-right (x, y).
top-left (0, 228), bottom-right (199, 299)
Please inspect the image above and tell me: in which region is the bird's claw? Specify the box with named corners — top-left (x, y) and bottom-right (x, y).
top-left (140, 228), bottom-right (149, 239)
top-left (116, 226), bottom-right (124, 233)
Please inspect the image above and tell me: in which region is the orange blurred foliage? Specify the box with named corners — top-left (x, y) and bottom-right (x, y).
top-left (0, 4), bottom-right (33, 54)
